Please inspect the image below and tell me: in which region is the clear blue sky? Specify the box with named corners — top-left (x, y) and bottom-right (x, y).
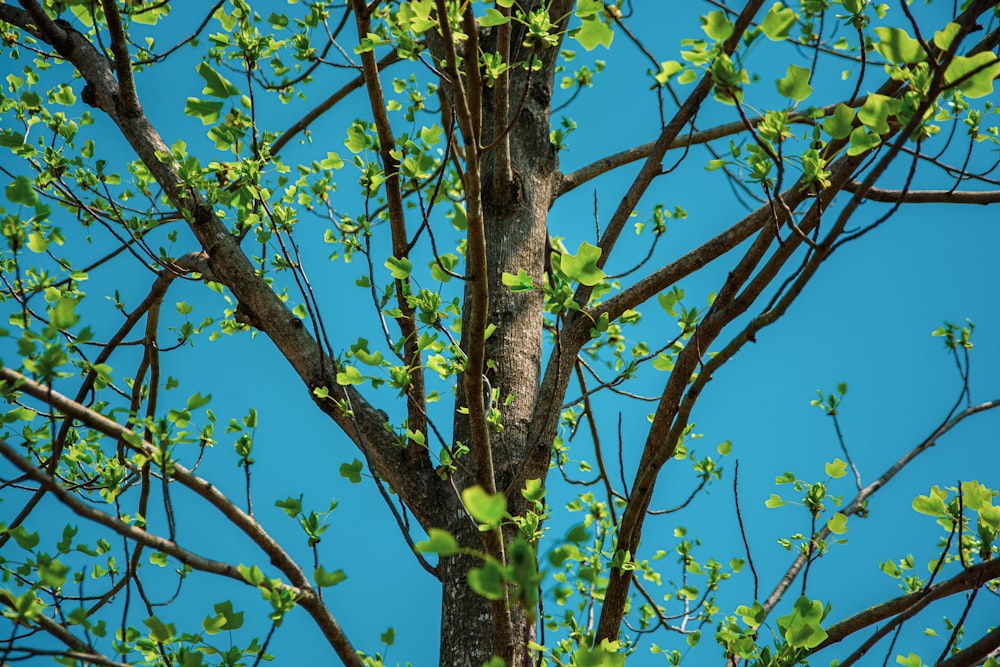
top-left (4, 2), bottom-right (999, 665)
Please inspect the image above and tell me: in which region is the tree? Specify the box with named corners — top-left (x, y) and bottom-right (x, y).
top-left (1, 0), bottom-right (999, 665)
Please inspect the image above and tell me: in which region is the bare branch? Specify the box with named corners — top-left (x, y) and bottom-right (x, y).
top-left (846, 183), bottom-right (1000, 204)
top-left (817, 557), bottom-right (1000, 654)
top-left (937, 625), bottom-right (1000, 667)
top-left (98, 0), bottom-right (140, 117)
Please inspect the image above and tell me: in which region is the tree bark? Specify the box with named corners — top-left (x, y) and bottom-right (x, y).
top-left (437, 8), bottom-right (566, 663)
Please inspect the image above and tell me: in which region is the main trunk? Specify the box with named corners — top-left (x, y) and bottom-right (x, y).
top-left (437, 30), bottom-right (561, 666)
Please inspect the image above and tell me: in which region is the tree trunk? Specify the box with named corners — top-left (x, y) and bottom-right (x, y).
top-left (438, 23), bottom-right (562, 665)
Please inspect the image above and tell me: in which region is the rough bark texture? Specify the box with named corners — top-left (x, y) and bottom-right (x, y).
top-left (436, 10), bottom-right (565, 663)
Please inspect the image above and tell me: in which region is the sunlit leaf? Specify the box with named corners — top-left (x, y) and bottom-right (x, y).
top-left (873, 27), bottom-right (927, 64)
top-left (197, 62), bottom-right (240, 98)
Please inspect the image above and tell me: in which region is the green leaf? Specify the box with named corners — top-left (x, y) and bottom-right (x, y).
top-left (933, 23), bottom-right (961, 51)
top-left (825, 458), bottom-right (847, 479)
top-left (430, 253), bottom-right (459, 282)
top-left (945, 52), bottom-right (1000, 98)
top-left (6, 175), bottom-right (38, 206)
top-left (765, 494), bottom-right (786, 508)
top-left (52, 84), bottom-right (76, 106)
top-left (777, 596), bottom-right (828, 649)
top-left (384, 256), bottom-right (412, 279)
top-left (335, 366), bottom-right (364, 386)
top-left (132, 3), bottom-right (169, 25)
top-left (345, 123), bottom-right (371, 153)
top-left (521, 478), bottom-right (545, 502)
top-left (761, 2), bottom-right (797, 41)
top-left (351, 341), bottom-right (384, 366)
top-left (26, 232), bottom-right (48, 253)
top-left (202, 612), bottom-right (228, 634)
top-left (186, 392), bottom-right (212, 410)
top-left (184, 98), bottom-right (223, 125)
top-left (320, 152), bottom-right (344, 170)
top-left (4, 406), bottom-right (37, 426)
top-left (677, 69), bottom-right (698, 85)
top-left (737, 601), bottom-right (766, 628)
top-left (0, 130), bottom-right (25, 147)
top-left (237, 564), bottom-right (265, 585)
top-left (37, 556), bottom-right (68, 587)
top-left (701, 11), bottom-right (733, 42)
top-left (979, 505), bottom-right (1000, 530)
top-left (313, 566), bottom-right (347, 587)
top-left (652, 353), bottom-right (674, 372)
top-left (197, 62), bottom-right (240, 98)
top-left (565, 524), bottom-right (590, 543)
top-left (462, 486), bottom-right (507, 527)
top-left (213, 601), bottom-right (243, 630)
top-left (51, 298), bottom-right (80, 329)
top-left (572, 639), bottom-right (626, 667)
top-left (655, 60), bottom-right (683, 85)
top-left (559, 241), bottom-right (605, 286)
top-left (827, 512), bottom-right (848, 535)
top-left (874, 27), bottom-right (927, 65)
top-left (502, 269), bottom-right (536, 292)
top-left (574, 0), bottom-right (603, 17)
top-left (415, 528), bottom-right (459, 555)
top-left (571, 17), bottom-right (614, 51)
top-left (275, 496), bottom-right (303, 517)
top-left (960, 481), bottom-right (994, 511)
top-left (776, 64), bottom-right (812, 102)
top-left (468, 559), bottom-right (506, 600)
top-left (847, 126), bottom-right (881, 156)
top-left (857, 94), bottom-right (892, 135)
top-left (912, 488), bottom-right (948, 516)
top-left (480, 8), bottom-right (509, 27)
top-left (143, 615), bottom-right (176, 642)
top-left (339, 459), bottom-right (363, 483)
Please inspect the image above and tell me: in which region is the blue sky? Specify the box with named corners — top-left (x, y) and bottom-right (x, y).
top-left (3, 1), bottom-right (1000, 665)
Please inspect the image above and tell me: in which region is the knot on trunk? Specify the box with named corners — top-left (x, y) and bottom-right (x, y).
top-left (482, 169), bottom-right (525, 216)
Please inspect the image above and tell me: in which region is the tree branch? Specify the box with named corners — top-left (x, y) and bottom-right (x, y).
top-left (98, 0), bottom-right (140, 117)
top-left (0, 368), bottom-right (366, 667)
top-left (556, 97), bottom-right (868, 198)
top-left (0, 597), bottom-right (132, 667)
top-left (0, 438), bottom-right (254, 587)
top-left (845, 183), bottom-right (1000, 204)
top-left (937, 625), bottom-right (1000, 667)
top-left (350, 0), bottom-right (428, 451)
top-left (763, 399), bottom-right (1000, 618)
top-left (816, 557), bottom-right (1000, 654)
top-left (271, 49), bottom-right (400, 156)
